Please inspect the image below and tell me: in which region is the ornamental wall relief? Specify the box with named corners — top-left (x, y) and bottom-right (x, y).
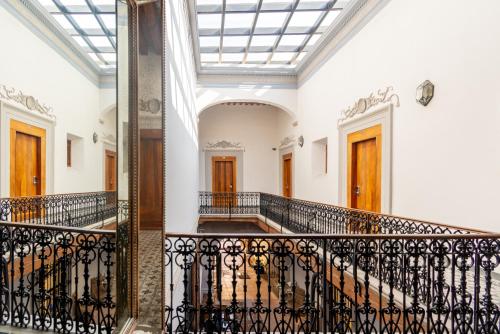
top-left (205, 140), bottom-right (243, 151)
top-left (338, 86), bottom-right (400, 125)
top-left (0, 84), bottom-right (56, 120)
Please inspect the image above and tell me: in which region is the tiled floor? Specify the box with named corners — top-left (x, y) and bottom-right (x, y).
top-left (135, 230), bottom-right (163, 333)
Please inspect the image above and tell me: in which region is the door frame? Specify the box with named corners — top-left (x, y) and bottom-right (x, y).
top-left (338, 104), bottom-right (393, 213)
top-left (347, 124), bottom-right (382, 212)
top-left (9, 119), bottom-right (47, 196)
top-left (0, 102), bottom-right (55, 197)
top-left (282, 152), bottom-right (293, 197)
top-left (211, 156), bottom-right (237, 193)
top-left (104, 149), bottom-right (117, 191)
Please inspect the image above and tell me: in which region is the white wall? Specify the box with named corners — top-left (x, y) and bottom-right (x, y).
top-left (292, 0), bottom-right (500, 231)
top-left (164, 0), bottom-right (199, 232)
top-left (0, 6), bottom-right (115, 196)
top-left (199, 104), bottom-right (293, 193)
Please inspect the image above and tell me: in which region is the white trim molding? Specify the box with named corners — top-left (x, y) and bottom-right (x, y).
top-left (338, 104), bottom-right (393, 213)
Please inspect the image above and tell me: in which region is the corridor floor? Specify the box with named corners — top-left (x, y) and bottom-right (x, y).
top-left (135, 230), bottom-right (163, 333)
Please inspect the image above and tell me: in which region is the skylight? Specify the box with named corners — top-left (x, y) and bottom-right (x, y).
top-left (35, 0), bottom-right (116, 72)
top-left (195, 0), bottom-right (351, 71)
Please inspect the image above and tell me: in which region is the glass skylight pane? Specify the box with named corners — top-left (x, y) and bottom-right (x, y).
top-left (222, 53), bottom-right (244, 62)
top-left (223, 35), bottom-right (249, 47)
top-left (279, 34), bottom-right (307, 46)
top-left (88, 36), bottom-right (112, 48)
top-left (224, 13), bottom-right (255, 29)
top-left (246, 53), bottom-right (270, 62)
top-left (200, 53), bottom-right (219, 62)
top-left (333, 0), bottom-right (350, 9)
top-left (88, 53), bottom-right (103, 64)
top-left (59, 0), bottom-right (91, 12)
top-left (72, 36), bottom-right (89, 48)
top-left (52, 14), bottom-right (74, 30)
top-left (199, 36), bottom-right (220, 47)
top-left (255, 12), bottom-right (288, 29)
top-left (261, 0), bottom-right (293, 11)
top-left (288, 11), bottom-right (323, 28)
top-left (305, 34), bottom-right (321, 49)
top-left (92, 0), bottom-right (116, 11)
top-left (296, 51), bottom-right (307, 62)
top-left (37, 0), bottom-right (60, 12)
top-left (320, 10), bottom-right (340, 28)
top-left (71, 14), bottom-right (101, 29)
top-left (198, 14), bottom-right (222, 29)
top-left (297, 0), bottom-right (330, 10)
top-left (272, 52), bottom-right (296, 62)
top-left (100, 14), bottom-right (116, 30)
top-left (100, 53), bottom-right (116, 63)
top-left (250, 35), bottom-right (278, 47)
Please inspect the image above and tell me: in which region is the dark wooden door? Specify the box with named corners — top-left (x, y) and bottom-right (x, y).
top-left (10, 120), bottom-right (46, 198)
top-left (105, 150), bottom-right (116, 191)
top-left (347, 125), bottom-right (381, 213)
top-left (283, 153), bottom-right (292, 198)
top-left (212, 157), bottom-right (236, 206)
top-left (139, 130), bottom-right (163, 230)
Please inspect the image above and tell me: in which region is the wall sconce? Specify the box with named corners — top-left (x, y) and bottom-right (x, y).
top-left (93, 132), bottom-right (98, 143)
top-left (416, 80), bottom-right (434, 106)
top-left (298, 135), bottom-right (304, 148)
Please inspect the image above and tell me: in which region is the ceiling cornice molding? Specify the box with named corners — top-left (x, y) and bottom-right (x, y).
top-left (197, 73), bottom-right (297, 89)
top-left (1, 0), bottom-right (115, 87)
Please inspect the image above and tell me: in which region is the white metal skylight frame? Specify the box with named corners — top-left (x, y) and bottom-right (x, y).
top-left (35, 0), bottom-right (116, 72)
top-left (194, 0), bottom-right (352, 72)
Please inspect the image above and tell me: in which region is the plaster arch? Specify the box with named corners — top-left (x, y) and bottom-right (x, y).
top-left (196, 85), bottom-right (298, 120)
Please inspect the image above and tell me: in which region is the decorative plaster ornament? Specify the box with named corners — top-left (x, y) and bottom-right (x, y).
top-left (0, 84), bottom-right (56, 120)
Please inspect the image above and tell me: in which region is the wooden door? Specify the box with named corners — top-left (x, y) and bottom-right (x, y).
top-left (139, 130), bottom-right (163, 230)
top-left (347, 124), bottom-right (382, 213)
top-left (212, 156), bottom-right (236, 207)
top-left (282, 153), bottom-right (292, 198)
top-left (10, 120), bottom-right (46, 197)
top-left (105, 150), bottom-right (117, 191)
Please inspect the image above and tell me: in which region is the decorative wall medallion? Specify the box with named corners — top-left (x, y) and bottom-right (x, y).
top-left (0, 84), bottom-right (56, 120)
top-left (139, 98), bottom-right (161, 114)
top-left (338, 86), bottom-right (400, 124)
top-left (205, 140), bottom-right (243, 151)
top-left (280, 136), bottom-right (296, 148)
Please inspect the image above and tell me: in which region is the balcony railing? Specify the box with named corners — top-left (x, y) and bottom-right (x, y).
top-left (165, 232), bottom-right (500, 334)
top-left (0, 191), bottom-right (117, 228)
top-left (199, 192), bottom-right (484, 235)
top-left (0, 221), bottom-right (116, 333)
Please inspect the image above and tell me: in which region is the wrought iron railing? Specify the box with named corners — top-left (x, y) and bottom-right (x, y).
top-left (199, 192), bottom-right (483, 235)
top-left (0, 191), bottom-right (117, 228)
top-left (0, 221), bottom-right (116, 333)
top-left (199, 192), bottom-right (260, 216)
top-left (165, 232), bottom-right (500, 334)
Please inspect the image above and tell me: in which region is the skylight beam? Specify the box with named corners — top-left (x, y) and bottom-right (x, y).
top-left (266, 0), bottom-right (300, 64)
top-left (242, 0), bottom-right (263, 64)
top-left (85, 0), bottom-right (116, 50)
top-left (53, 0), bottom-right (107, 64)
top-left (290, 0), bottom-right (337, 64)
top-left (219, 0), bottom-right (227, 63)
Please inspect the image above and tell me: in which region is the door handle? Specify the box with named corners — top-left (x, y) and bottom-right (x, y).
top-left (33, 176), bottom-right (39, 185)
top-left (354, 185), bottom-right (360, 196)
